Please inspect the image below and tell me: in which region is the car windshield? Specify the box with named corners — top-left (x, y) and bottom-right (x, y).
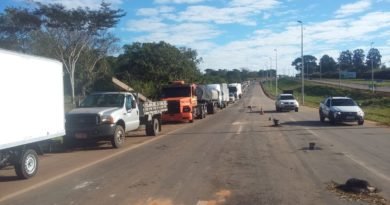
top-left (80, 94), bottom-right (125, 108)
top-left (331, 99), bottom-right (357, 106)
top-left (280, 95), bottom-right (295, 100)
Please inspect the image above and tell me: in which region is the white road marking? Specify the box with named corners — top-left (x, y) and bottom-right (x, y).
top-left (343, 153), bottom-right (390, 182)
top-left (236, 125), bottom-right (242, 135)
top-left (73, 181), bottom-right (92, 190)
top-left (300, 120), bottom-right (390, 183)
top-left (0, 125), bottom-right (189, 203)
top-left (196, 201), bottom-right (209, 205)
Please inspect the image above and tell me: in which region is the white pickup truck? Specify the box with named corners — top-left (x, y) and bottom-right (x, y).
top-left (319, 96), bottom-right (364, 125)
top-left (65, 92), bottom-right (167, 148)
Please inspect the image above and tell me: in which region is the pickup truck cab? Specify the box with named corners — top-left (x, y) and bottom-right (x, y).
top-left (319, 96), bottom-right (364, 125)
top-left (65, 92), bottom-right (167, 148)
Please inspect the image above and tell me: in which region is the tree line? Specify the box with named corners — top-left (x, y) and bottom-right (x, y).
top-left (0, 2), bottom-right (256, 102)
top-left (291, 48), bottom-right (386, 77)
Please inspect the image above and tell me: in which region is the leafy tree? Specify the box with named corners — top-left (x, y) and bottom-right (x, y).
top-left (292, 55), bottom-right (317, 75)
top-left (0, 3), bottom-right (125, 104)
top-left (352, 49), bottom-right (366, 72)
top-left (0, 7), bottom-right (41, 52)
top-left (116, 41), bottom-right (202, 98)
top-left (319, 54), bottom-right (337, 73)
top-left (338, 50), bottom-right (353, 71)
top-left (366, 48), bottom-right (382, 70)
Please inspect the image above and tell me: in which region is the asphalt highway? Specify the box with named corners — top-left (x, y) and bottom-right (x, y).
top-left (1, 82), bottom-right (389, 205)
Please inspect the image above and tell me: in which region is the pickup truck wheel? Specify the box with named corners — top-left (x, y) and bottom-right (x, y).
top-left (320, 113), bottom-right (325, 122)
top-left (111, 126), bottom-right (125, 148)
top-left (329, 114), bottom-right (336, 125)
top-left (358, 119), bottom-right (364, 125)
top-left (295, 108), bottom-right (299, 112)
top-left (14, 149), bottom-right (38, 179)
top-left (146, 118), bottom-right (160, 136)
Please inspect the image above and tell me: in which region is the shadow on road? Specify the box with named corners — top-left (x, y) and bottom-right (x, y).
top-left (281, 120), bottom-right (360, 128)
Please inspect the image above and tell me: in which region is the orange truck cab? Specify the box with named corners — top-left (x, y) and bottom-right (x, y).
top-left (160, 81), bottom-right (202, 123)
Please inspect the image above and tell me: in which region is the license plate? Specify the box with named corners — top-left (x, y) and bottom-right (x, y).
top-left (346, 116), bottom-right (355, 120)
top-left (75, 133), bottom-right (87, 139)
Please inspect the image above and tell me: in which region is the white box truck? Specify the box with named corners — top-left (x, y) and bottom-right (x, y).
top-left (228, 83), bottom-right (242, 99)
top-left (0, 49), bottom-right (65, 179)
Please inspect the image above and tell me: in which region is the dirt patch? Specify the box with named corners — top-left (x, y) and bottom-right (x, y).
top-left (327, 180), bottom-right (387, 205)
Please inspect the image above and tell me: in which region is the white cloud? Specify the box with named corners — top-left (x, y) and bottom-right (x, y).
top-left (335, 0), bottom-right (372, 18)
top-left (154, 0), bottom-right (205, 4)
top-left (176, 0), bottom-right (280, 25)
top-left (136, 6), bottom-right (175, 17)
top-left (126, 20), bottom-right (221, 46)
top-left (33, 0), bottom-right (123, 9)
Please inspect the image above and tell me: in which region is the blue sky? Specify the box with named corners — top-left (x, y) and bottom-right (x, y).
top-left (1, 0), bottom-right (390, 75)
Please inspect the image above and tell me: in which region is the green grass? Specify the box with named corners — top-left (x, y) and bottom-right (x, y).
top-left (262, 78), bottom-right (390, 125)
top-left (320, 78), bottom-right (390, 87)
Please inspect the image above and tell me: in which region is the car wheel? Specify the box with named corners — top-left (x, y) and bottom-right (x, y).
top-left (358, 119), bottom-right (364, 125)
top-left (295, 107), bottom-right (299, 112)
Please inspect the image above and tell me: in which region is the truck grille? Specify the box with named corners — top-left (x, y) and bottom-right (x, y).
top-left (340, 112), bottom-right (357, 120)
top-left (66, 114), bottom-right (99, 129)
top-left (167, 101), bottom-right (180, 114)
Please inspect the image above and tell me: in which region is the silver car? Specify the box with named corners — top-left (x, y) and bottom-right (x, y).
top-left (275, 94), bottom-right (299, 112)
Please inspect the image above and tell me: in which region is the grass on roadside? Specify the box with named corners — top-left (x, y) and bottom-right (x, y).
top-left (261, 78), bottom-right (390, 125)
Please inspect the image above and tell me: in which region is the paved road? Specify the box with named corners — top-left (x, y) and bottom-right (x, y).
top-left (1, 82), bottom-right (389, 205)
top-left (311, 79), bottom-right (390, 93)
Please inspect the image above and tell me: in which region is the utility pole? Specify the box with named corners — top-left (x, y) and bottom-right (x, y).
top-left (370, 42), bottom-right (375, 92)
top-left (275, 49), bottom-right (278, 95)
top-left (297, 20), bottom-right (304, 105)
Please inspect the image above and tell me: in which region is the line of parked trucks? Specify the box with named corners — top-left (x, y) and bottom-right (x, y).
top-left (0, 49), bottom-right (246, 179)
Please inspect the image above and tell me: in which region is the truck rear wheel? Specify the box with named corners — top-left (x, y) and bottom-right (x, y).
top-left (15, 149), bottom-right (38, 179)
top-left (111, 125), bottom-right (125, 148)
top-left (146, 118), bottom-right (160, 136)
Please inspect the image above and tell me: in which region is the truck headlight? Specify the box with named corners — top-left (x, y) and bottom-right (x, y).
top-left (183, 106), bottom-right (191, 112)
top-left (101, 115), bottom-right (114, 124)
top-left (357, 110), bottom-right (364, 117)
top-left (334, 112), bottom-right (341, 118)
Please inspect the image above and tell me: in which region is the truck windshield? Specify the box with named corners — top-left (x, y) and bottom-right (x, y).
top-left (161, 87), bottom-right (191, 98)
top-left (331, 99), bottom-right (357, 106)
top-left (80, 94), bottom-right (125, 107)
top-left (228, 87), bottom-right (237, 92)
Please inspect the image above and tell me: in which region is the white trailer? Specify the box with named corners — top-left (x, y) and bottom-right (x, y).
top-left (0, 49), bottom-right (65, 179)
top-left (228, 83), bottom-right (242, 99)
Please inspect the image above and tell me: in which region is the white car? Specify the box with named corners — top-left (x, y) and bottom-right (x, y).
top-left (319, 96), bottom-right (364, 125)
top-left (275, 94), bottom-right (299, 112)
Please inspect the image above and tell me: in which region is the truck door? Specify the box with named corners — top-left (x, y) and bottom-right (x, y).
top-left (124, 95), bottom-right (140, 131)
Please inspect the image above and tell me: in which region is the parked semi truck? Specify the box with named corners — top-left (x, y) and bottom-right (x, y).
top-left (64, 78), bottom-right (167, 148)
top-left (206, 84), bottom-right (223, 108)
top-left (0, 49), bottom-right (65, 179)
top-left (228, 83), bottom-right (242, 100)
top-left (220, 83), bottom-right (230, 107)
top-left (195, 85), bottom-right (220, 114)
top-left (161, 81), bottom-right (207, 123)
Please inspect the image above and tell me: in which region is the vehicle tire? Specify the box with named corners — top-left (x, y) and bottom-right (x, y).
top-left (295, 107), bottom-right (299, 112)
top-left (111, 125), bottom-right (125, 148)
top-left (14, 149), bottom-right (38, 179)
top-left (329, 113), bottom-right (336, 125)
top-left (358, 119), bottom-right (364, 125)
top-left (146, 118), bottom-right (160, 136)
top-left (320, 112), bottom-right (325, 122)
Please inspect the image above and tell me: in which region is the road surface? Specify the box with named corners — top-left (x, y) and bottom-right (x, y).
top-left (311, 79), bottom-right (390, 93)
top-left (1, 82), bottom-right (389, 205)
